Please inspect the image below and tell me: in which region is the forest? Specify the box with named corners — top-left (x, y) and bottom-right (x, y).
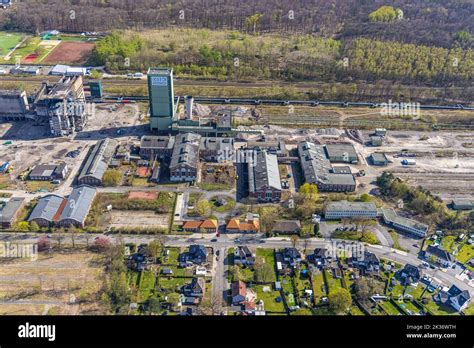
top-left (89, 29), bottom-right (473, 87)
top-left (0, 0), bottom-right (472, 49)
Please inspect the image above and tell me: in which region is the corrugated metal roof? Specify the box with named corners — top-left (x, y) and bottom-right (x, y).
top-left (59, 185), bottom-right (96, 224)
top-left (248, 150), bottom-right (281, 192)
top-left (0, 198), bottom-right (24, 222)
top-left (28, 195), bottom-right (65, 222)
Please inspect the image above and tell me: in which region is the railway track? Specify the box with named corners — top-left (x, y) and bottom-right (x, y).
top-left (1, 76), bottom-right (473, 111)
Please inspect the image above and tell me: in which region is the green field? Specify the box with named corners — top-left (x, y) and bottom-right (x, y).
top-left (0, 32), bottom-right (24, 57)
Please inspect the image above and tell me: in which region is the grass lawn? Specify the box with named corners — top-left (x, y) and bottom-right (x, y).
top-left (253, 285), bottom-right (286, 313)
top-left (312, 271), bottom-right (326, 302)
top-left (456, 244), bottom-right (474, 263)
top-left (239, 267), bottom-right (254, 282)
top-left (256, 248), bottom-right (275, 266)
top-left (424, 299), bottom-right (458, 315)
top-left (350, 305), bottom-right (365, 315)
top-left (401, 300), bottom-right (423, 315)
top-left (139, 271), bottom-right (156, 290)
top-left (0, 174), bottom-right (16, 190)
top-left (212, 197), bottom-right (236, 213)
top-left (132, 177), bottom-right (153, 187)
top-left (281, 276), bottom-right (296, 297)
top-left (199, 182), bottom-right (232, 191)
top-left (26, 181), bottom-right (54, 192)
top-left (295, 266), bottom-right (312, 296)
top-left (441, 236), bottom-right (457, 253)
top-left (463, 304), bottom-right (474, 315)
top-left (127, 270), bottom-right (139, 288)
top-left (0, 32), bottom-right (24, 57)
top-left (379, 300), bottom-right (404, 315)
top-left (162, 247), bottom-right (181, 265)
top-left (324, 270), bottom-right (343, 294)
top-left (389, 231), bottom-right (408, 252)
top-left (157, 276), bottom-right (187, 291)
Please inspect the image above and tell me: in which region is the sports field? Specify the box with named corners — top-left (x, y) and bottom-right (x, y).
top-left (0, 32), bottom-right (24, 58)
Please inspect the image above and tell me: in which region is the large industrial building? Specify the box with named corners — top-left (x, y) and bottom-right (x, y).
top-left (28, 186), bottom-right (96, 228)
top-left (34, 76), bottom-right (87, 136)
top-left (169, 133), bottom-right (201, 182)
top-left (78, 138), bottom-right (118, 186)
top-left (248, 149), bottom-right (282, 202)
top-left (381, 208), bottom-right (429, 237)
top-left (148, 68), bottom-right (176, 133)
top-left (298, 141), bottom-right (356, 192)
top-left (325, 201), bottom-right (378, 220)
top-left (0, 90), bottom-right (30, 120)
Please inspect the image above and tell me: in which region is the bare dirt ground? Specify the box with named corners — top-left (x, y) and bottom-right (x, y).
top-left (0, 250), bottom-right (105, 315)
top-left (108, 210), bottom-right (170, 229)
top-left (0, 103), bottom-right (143, 194)
top-left (43, 42), bottom-right (95, 64)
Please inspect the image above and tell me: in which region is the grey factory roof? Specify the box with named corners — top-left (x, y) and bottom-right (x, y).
top-left (325, 143), bottom-right (358, 160)
top-left (78, 138), bottom-right (118, 182)
top-left (382, 208), bottom-right (429, 233)
top-left (28, 194), bottom-right (65, 223)
top-left (29, 164), bottom-right (57, 178)
top-left (59, 185), bottom-right (96, 224)
top-left (298, 141), bottom-right (356, 187)
top-left (332, 166), bottom-right (352, 174)
top-left (325, 200), bottom-right (377, 213)
top-left (248, 150), bottom-right (281, 192)
top-left (140, 135), bottom-right (175, 150)
top-left (200, 137), bottom-right (234, 152)
top-left (170, 133), bottom-right (201, 169)
top-left (0, 198), bottom-right (25, 223)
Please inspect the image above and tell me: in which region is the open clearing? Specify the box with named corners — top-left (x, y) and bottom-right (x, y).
top-left (43, 41), bottom-right (95, 64)
top-left (108, 210), bottom-right (170, 229)
top-left (0, 250), bottom-right (105, 315)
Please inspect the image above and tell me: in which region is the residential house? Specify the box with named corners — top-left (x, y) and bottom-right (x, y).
top-left (226, 215), bottom-right (260, 233)
top-left (349, 251), bottom-right (380, 274)
top-left (308, 248), bottom-right (330, 267)
top-left (231, 280), bottom-right (247, 305)
top-left (434, 285), bottom-right (471, 312)
top-left (182, 219), bottom-right (218, 233)
top-left (283, 248), bottom-right (302, 267)
top-left (424, 245), bottom-right (454, 267)
top-left (271, 220), bottom-right (301, 235)
top-left (396, 264), bottom-right (421, 286)
top-left (179, 245), bottom-right (208, 266)
top-left (234, 246), bottom-right (255, 266)
top-left (182, 277), bottom-right (206, 298)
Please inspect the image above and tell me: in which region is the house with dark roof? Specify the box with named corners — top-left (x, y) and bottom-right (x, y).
top-left (29, 163), bottom-right (68, 181)
top-left (424, 245), bottom-right (454, 267)
top-left (283, 248), bottom-right (302, 266)
top-left (182, 277), bottom-right (206, 298)
top-left (271, 220), bottom-right (301, 235)
top-left (308, 248), bottom-right (330, 267)
top-left (349, 251), bottom-right (380, 274)
top-left (234, 246), bottom-right (255, 266)
top-left (396, 264), bottom-right (421, 286)
top-left (179, 245), bottom-right (208, 266)
top-left (434, 285), bottom-right (471, 312)
top-left (231, 280), bottom-right (247, 305)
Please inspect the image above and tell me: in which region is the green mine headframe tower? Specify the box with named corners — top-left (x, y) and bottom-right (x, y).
top-left (147, 67), bottom-right (176, 133)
